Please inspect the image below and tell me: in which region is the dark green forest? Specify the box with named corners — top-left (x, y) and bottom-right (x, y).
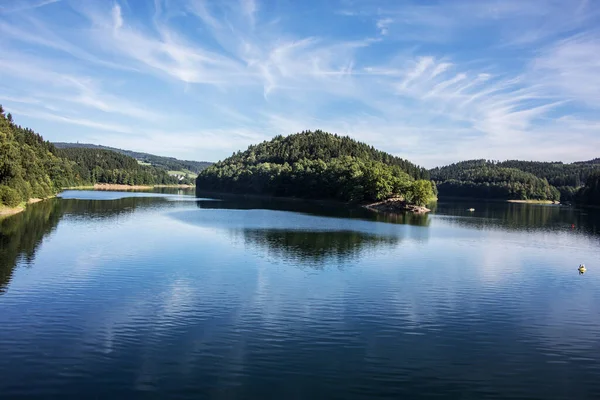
top-left (577, 172), bottom-right (600, 207)
top-left (496, 160), bottom-right (600, 201)
top-left (58, 148), bottom-right (192, 186)
top-left (0, 107), bottom-right (82, 207)
top-left (429, 159), bottom-right (600, 202)
top-left (3, 105), bottom-right (599, 209)
top-left (54, 142), bottom-right (212, 173)
top-left (0, 108), bottom-right (192, 207)
top-left (196, 130), bottom-right (436, 205)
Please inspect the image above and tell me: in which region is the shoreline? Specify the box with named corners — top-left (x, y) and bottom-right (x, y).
top-left (0, 197), bottom-right (50, 219)
top-left (506, 199), bottom-right (557, 204)
top-left (439, 196), bottom-right (559, 204)
top-left (0, 205), bottom-right (25, 218)
top-left (364, 198), bottom-right (431, 214)
top-left (196, 189), bottom-right (430, 214)
top-left (66, 183), bottom-right (196, 191)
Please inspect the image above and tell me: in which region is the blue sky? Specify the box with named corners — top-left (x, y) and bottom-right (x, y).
top-left (0, 0), bottom-right (599, 167)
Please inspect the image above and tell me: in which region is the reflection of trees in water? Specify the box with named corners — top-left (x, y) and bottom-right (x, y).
top-left (0, 196), bottom-right (172, 294)
top-left (60, 196), bottom-right (169, 220)
top-left (435, 202), bottom-right (600, 236)
top-left (196, 195), bottom-right (430, 227)
top-left (0, 199), bottom-right (63, 293)
top-left (237, 229), bottom-right (400, 268)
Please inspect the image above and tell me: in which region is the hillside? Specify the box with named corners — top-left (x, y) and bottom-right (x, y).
top-left (0, 107), bottom-right (82, 208)
top-left (497, 160), bottom-right (600, 201)
top-left (431, 159), bottom-right (600, 202)
top-left (578, 172), bottom-right (600, 206)
top-left (196, 130), bottom-right (435, 206)
top-left (430, 160), bottom-right (560, 201)
top-left (53, 142), bottom-right (212, 174)
top-left (57, 148), bottom-right (190, 186)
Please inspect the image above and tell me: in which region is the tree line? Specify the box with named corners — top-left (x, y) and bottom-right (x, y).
top-left (430, 159), bottom-right (600, 204)
top-left (0, 107), bottom-right (82, 207)
top-left (0, 108), bottom-right (190, 207)
top-left (57, 148), bottom-right (193, 186)
top-left (431, 160), bottom-right (566, 201)
top-left (54, 142), bottom-right (212, 173)
top-left (196, 131), bottom-right (436, 206)
top-left (578, 172), bottom-right (600, 207)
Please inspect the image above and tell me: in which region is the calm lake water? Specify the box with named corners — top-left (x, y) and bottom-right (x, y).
top-left (1, 190), bottom-right (599, 399)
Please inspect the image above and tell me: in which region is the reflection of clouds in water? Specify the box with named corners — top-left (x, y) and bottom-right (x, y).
top-left (518, 280), bottom-right (600, 360)
top-left (5, 196), bottom-right (600, 396)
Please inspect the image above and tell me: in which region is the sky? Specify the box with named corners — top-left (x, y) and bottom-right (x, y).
top-left (0, 0), bottom-right (599, 167)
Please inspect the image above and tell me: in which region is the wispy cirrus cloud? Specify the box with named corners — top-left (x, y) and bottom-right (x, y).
top-left (0, 0), bottom-right (599, 165)
top-left (0, 0), bottom-right (61, 14)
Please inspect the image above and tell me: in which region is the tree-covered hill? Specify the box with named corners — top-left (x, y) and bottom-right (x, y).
top-left (0, 107), bottom-right (82, 208)
top-left (577, 172), bottom-right (600, 206)
top-left (54, 142), bottom-right (212, 174)
top-left (196, 130), bottom-right (436, 205)
top-left (1, 107), bottom-right (196, 208)
top-left (431, 159), bottom-right (600, 202)
top-left (497, 160), bottom-right (600, 201)
top-left (430, 160), bottom-right (560, 201)
top-left (57, 148), bottom-right (190, 186)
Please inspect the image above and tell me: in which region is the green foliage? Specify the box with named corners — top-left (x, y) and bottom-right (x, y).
top-left (0, 109), bottom-right (82, 206)
top-left (54, 142), bottom-right (212, 173)
top-left (57, 148), bottom-right (191, 185)
top-left (431, 159), bottom-right (600, 202)
top-left (577, 172), bottom-right (600, 206)
top-left (430, 160), bottom-right (561, 201)
top-left (197, 131), bottom-right (428, 204)
top-left (0, 185), bottom-right (21, 207)
top-left (407, 180), bottom-right (437, 206)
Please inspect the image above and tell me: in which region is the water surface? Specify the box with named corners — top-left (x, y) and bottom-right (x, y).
top-left (1, 191), bottom-right (599, 399)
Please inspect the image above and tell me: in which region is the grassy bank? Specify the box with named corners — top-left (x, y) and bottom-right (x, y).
top-left (506, 199), bottom-right (557, 204)
top-left (66, 183), bottom-right (195, 190)
top-left (0, 198), bottom-right (50, 219)
top-left (0, 204), bottom-right (25, 218)
top-left (439, 196), bottom-right (559, 204)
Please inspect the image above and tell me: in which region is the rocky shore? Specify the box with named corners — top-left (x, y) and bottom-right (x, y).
top-left (364, 197), bottom-right (430, 214)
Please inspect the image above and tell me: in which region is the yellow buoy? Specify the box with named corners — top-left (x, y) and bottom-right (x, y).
top-left (578, 264), bottom-right (586, 274)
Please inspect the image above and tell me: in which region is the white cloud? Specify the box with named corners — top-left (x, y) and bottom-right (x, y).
top-left (376, 18), bottom-right (393, 35)
top-left (1, 0), bottom-right (599, 165)
top-left (0, 0), bottom-right (61, 14)
top-left (532, 33), bottom-right (600, 108)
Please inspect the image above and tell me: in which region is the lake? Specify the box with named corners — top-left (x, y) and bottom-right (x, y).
top-left (1, 190), bottom-right (599, 399)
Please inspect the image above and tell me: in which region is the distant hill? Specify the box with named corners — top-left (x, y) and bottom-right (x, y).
top-left (53, 142), bottom-right (212, 174)
top-left (430, 159), bottom-right (600, 202)
top-left (57, 147), bottom-right (189, 185)
top-left (196, 130), bottom-right (436, 205)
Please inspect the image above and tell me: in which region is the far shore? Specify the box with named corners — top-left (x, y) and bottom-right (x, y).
top-left (1, 184), bottom-right (197, 219)
top-left (66, 183), bottom-right (196, 191)
top-left (439, 196), bottom-right (559, 204)
top-left (506, 199), bottom-right (557, 204)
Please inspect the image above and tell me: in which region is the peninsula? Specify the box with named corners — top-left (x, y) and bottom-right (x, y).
top-left (195, 130), bottom-right (437, 212)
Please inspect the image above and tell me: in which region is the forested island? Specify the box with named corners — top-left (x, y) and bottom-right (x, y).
top-left (197, 132), bottom-right (600, 208)
top-left (196, 130), bottom-right (437, 210)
